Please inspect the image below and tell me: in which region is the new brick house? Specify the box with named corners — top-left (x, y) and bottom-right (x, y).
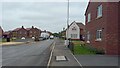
top-left (26, 26), bottom-right (41, 38)
top-left (85, 1), bottom-right (120, 55)
top-left (12, 26), bottom-right (28, 38)
top-left (66, 21), bottom-right (85, 40)
top-left (0, 26), bottom-right (3, 38)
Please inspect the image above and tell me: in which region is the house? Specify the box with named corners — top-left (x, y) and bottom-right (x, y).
top-left (12, 26), bottom-right (28, 38)
top-left (60, 30), bottom-right (66, 38)
top-left (40, 30), bottom-right (51, 38)
top-left (0, 26), bottom-right (3, 38)
top-left (85, 1), bottom-right (120, 55)
top-left (3, 31), bottom-right (12, 38)
top-left (26, 26), bottom-right (41, 38)
top-left (66, 21), bottom-right (85, 40)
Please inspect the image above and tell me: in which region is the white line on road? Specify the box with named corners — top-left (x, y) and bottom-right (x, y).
top-left (47, 42), bottom-right (55, 68)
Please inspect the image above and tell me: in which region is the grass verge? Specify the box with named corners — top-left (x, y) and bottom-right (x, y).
top-left (72, 41), bottom-right (105, 55)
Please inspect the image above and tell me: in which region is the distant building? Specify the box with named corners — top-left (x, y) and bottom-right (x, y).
top-left (66, 21), bottom-right (85, 40)
top-left (12, 26), bottom-right (28, 38)
top-left (3, 31), bottom-right (12, 38)
top-left (85, 1), bottom-right (120, 55)
top-left (26, 26), bottom-right (41, 38)
top-left (60, 30), bottom-right (66, 38)
top-left (40, 30), bottom-right (52, 38)
top-left (0, 26), bottom-right (3, 38)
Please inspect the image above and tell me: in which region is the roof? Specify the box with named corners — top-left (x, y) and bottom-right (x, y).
top-left (69, 21), bottom-right (84, 29)
top-left (76, 23), bottom-right (85, 29)
top-left (13, 28), bottom-right (21, 31)
top-left (26, 28), bottom-right (31, 30)
top-left (0, 26), bottom-right (3, 31)
top-left (3, 31), bottom-right (12, 35)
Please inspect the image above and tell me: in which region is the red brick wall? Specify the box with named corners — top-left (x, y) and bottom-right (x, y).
top-left (17, 28), bottom-right (27, 38)
top-left (118, 1), bottom-right (120, 55)
top-left (85, 2), bottom-right (119, 55)
top-left (105, 2), bottom-right (119, 55)
top-left (28, 28), bottom-right (41, 38)
top-left (85, 2), bottom-right (107, 51)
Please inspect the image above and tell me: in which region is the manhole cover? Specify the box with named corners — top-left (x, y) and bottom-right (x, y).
top-left (55, 56), bottom-right (68, 61)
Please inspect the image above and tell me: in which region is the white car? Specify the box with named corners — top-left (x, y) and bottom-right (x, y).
top-left (21, 37), bottom-right (25, 40)
top-left (50, 35), bottom-right (54, 39)
top-left (32, 37), bottom-right (35, 39)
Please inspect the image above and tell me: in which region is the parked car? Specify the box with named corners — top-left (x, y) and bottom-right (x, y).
top-left (21, 37), bottom-right (25, 40)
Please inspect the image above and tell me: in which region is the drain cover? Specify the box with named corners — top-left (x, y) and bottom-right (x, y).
top-left (56, 56), bottom-right (67, 61)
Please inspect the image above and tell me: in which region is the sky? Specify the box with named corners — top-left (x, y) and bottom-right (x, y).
top-left (1, 0), bottom-right (89, 33)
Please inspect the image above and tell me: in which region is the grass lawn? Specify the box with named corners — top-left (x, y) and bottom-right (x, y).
top-left (72, 41), bottom-right (95, 55)
top-left (72, 41), bottom-right (104, 55)
top-left (0, 38), bottom-right (16, 43)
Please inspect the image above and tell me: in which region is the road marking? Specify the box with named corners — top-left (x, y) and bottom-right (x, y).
top-left (70, 51), bottom-right (83, 68)
top-left (47, 42), bottom-right (55, 68)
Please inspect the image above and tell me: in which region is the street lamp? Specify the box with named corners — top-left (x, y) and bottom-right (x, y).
top-left (65, 0), bottom-right (70, 46)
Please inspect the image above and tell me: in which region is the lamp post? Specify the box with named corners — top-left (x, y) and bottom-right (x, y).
top-left (65, 0), bottom-right (70, 46)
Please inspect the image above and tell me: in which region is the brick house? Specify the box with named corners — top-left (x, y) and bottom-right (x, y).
top-left (66, 21), bottom-right (85, 40)
top-left (26, 26), bottom-right (41, 38)
top-left (0, 26), bottom-right (3, 38)
top-left (85, 1), bottom-right (120, 55)
top-left (12, 26), bottom-right (28, 38)
top-left (3, 31), bottom-right (12, 38)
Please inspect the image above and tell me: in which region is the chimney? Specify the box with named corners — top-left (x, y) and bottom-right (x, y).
top-left (22, 26), bottom-right (24, 28)
top-left (32, 26), bottom-right (34, 28)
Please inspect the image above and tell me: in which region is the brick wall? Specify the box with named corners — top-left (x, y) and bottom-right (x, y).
top-left (85, 2), bottom-right (119, 55)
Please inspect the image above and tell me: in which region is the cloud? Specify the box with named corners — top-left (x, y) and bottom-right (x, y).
top-left (1, 2), bottom-right (88, 33)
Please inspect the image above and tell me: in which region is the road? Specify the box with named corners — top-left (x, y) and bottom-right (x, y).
top-left (2, 39), bottom-right (54, 66)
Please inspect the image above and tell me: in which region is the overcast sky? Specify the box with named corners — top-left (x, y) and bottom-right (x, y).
top-left (1, 0), bottom-right (89, 33)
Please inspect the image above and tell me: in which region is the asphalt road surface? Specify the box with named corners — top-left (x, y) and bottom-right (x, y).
top-left (2, 39), bottom-right (54, 66)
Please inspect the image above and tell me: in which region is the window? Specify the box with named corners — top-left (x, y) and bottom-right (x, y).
top-left (87, 13), bottom-right (91, 22)
top-left (96, 30), bottom-right (102, 41)
top-left (87, 31), bottom-right (90, 41)
top-left (72, 27), bottom-right (77, 30)
top-left (97, 5), bottom-right (102, 18)
top-left (86, 31), bottom-right (90, 43)
top-left (19, 31), bottom-right (22, 34)
top-left (71, 34), bottom-right (77, 38)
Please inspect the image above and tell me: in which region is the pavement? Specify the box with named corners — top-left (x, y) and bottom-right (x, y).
top-left (0, 42), bottom-right (26, 46)
top-left (75, 55), bottom-right (119, 67)
top-left (49, 38), bottom-right (119, 68)
top-left (0, 38), bottom-right (35, 46)
top-left (2, 39), bottom-right (54, 66)
top-left (49, 38), bottom-right (82, 68)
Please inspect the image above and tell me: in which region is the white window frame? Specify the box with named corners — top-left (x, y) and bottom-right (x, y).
top-left (97, 5), bottom-right (102, 18)
top-left (87, 31), bottom-right (90, 43)
top-left (71, 34), bottom-right (77, 38)
top-left (96, 30), bottom-right (102, 41)
top-left (87, 13), bottom-right (91, 23)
